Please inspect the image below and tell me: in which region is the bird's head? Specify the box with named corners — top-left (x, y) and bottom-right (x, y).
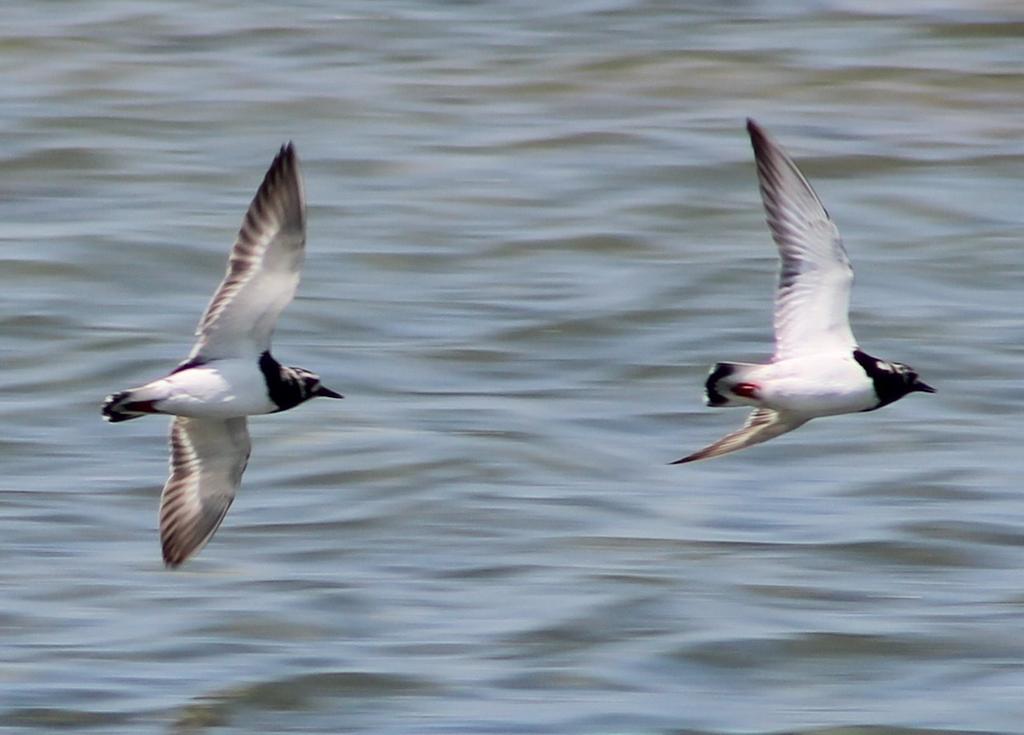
top-left (890, 361), bottom-right (935, 395)
top-left (292, 367), bottom-right (344, 402)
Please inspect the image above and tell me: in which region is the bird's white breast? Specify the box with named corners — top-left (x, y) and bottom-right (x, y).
top-left (152, 358), bottom-right (277, 418)
top-left (755, 353), bottom-right (878, 416)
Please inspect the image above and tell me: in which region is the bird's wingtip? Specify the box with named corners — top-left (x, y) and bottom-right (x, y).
top-left (746, 118), bottom-right (772, 150)
top-left (276, 141), bottom-right (298, 164)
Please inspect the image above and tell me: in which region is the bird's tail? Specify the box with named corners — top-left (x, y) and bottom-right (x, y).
top-left (102, 389), bottom-right (157, 422)
top-left (703, 362), bottom-right (760, 407)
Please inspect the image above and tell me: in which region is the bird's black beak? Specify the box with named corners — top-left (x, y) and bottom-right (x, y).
top-left (913, 381), bottom-right (936, 394)
top-left (315, 385), bottom-right (344, 399)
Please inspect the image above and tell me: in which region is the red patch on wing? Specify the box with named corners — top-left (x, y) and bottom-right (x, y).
top-left (731, 382), bottom-right (760, 399)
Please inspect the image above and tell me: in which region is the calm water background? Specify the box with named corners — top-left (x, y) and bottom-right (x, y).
top-left (2, 1), bottom-right (1022, 733)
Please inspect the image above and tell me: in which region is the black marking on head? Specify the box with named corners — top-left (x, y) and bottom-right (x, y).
top-left (852, 349), bottom-right (927, 410)
top-left (259, 351), bottom-right (310, 411)
top-left (704, 362), bottom-right (735, 407)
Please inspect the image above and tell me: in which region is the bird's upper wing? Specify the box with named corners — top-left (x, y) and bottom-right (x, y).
top-left (159, 416), bottom-right (251, 567)
top-left (189, 143), bottom-right (306, 360)
top-left (747, 119), bottom-right (856, 361)
top-left (671, 408), bottom-right (807, 464)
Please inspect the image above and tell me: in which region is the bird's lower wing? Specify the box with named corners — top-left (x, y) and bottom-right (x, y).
top-left (671, 408), bottom-right (807, 464)
top-left (159, 416), bottom-right (251, 567)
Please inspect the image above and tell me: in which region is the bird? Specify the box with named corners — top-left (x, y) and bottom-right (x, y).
top-left (673, 119), bottom-right (934, 464)
top-left (102, 143), bottom-right (343, 566)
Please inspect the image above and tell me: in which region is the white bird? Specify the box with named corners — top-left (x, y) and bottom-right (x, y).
top-left (102, 144), bottom-right (343, 566)
top-left (673, 119), bottom-right (934, 464)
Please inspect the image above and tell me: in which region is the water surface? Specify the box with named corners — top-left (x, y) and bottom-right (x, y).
top-left (2, 1), bottom-right (1023, 733)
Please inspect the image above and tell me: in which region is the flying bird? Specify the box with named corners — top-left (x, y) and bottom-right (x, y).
top-left (673, 119), bottom-right (934, 464)
top-left (102, 144), bottom-right (343, 566)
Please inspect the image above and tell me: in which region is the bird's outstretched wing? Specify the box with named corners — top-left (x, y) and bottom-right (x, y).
top-left (189, 143), bottom-right (306, 360)
top-left (747, 119), bottom-right (856, 361)
top-left (671, 408), bottom-right (807, 464)
top-left (159, 416), bottom-right (251, 567)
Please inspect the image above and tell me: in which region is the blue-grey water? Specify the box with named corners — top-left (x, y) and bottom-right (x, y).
top-left (2, 2), bottom-right (1023, 733)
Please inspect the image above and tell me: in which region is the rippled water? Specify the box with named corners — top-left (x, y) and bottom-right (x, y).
top-left (2, 1), bottom-right (1023, 733)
